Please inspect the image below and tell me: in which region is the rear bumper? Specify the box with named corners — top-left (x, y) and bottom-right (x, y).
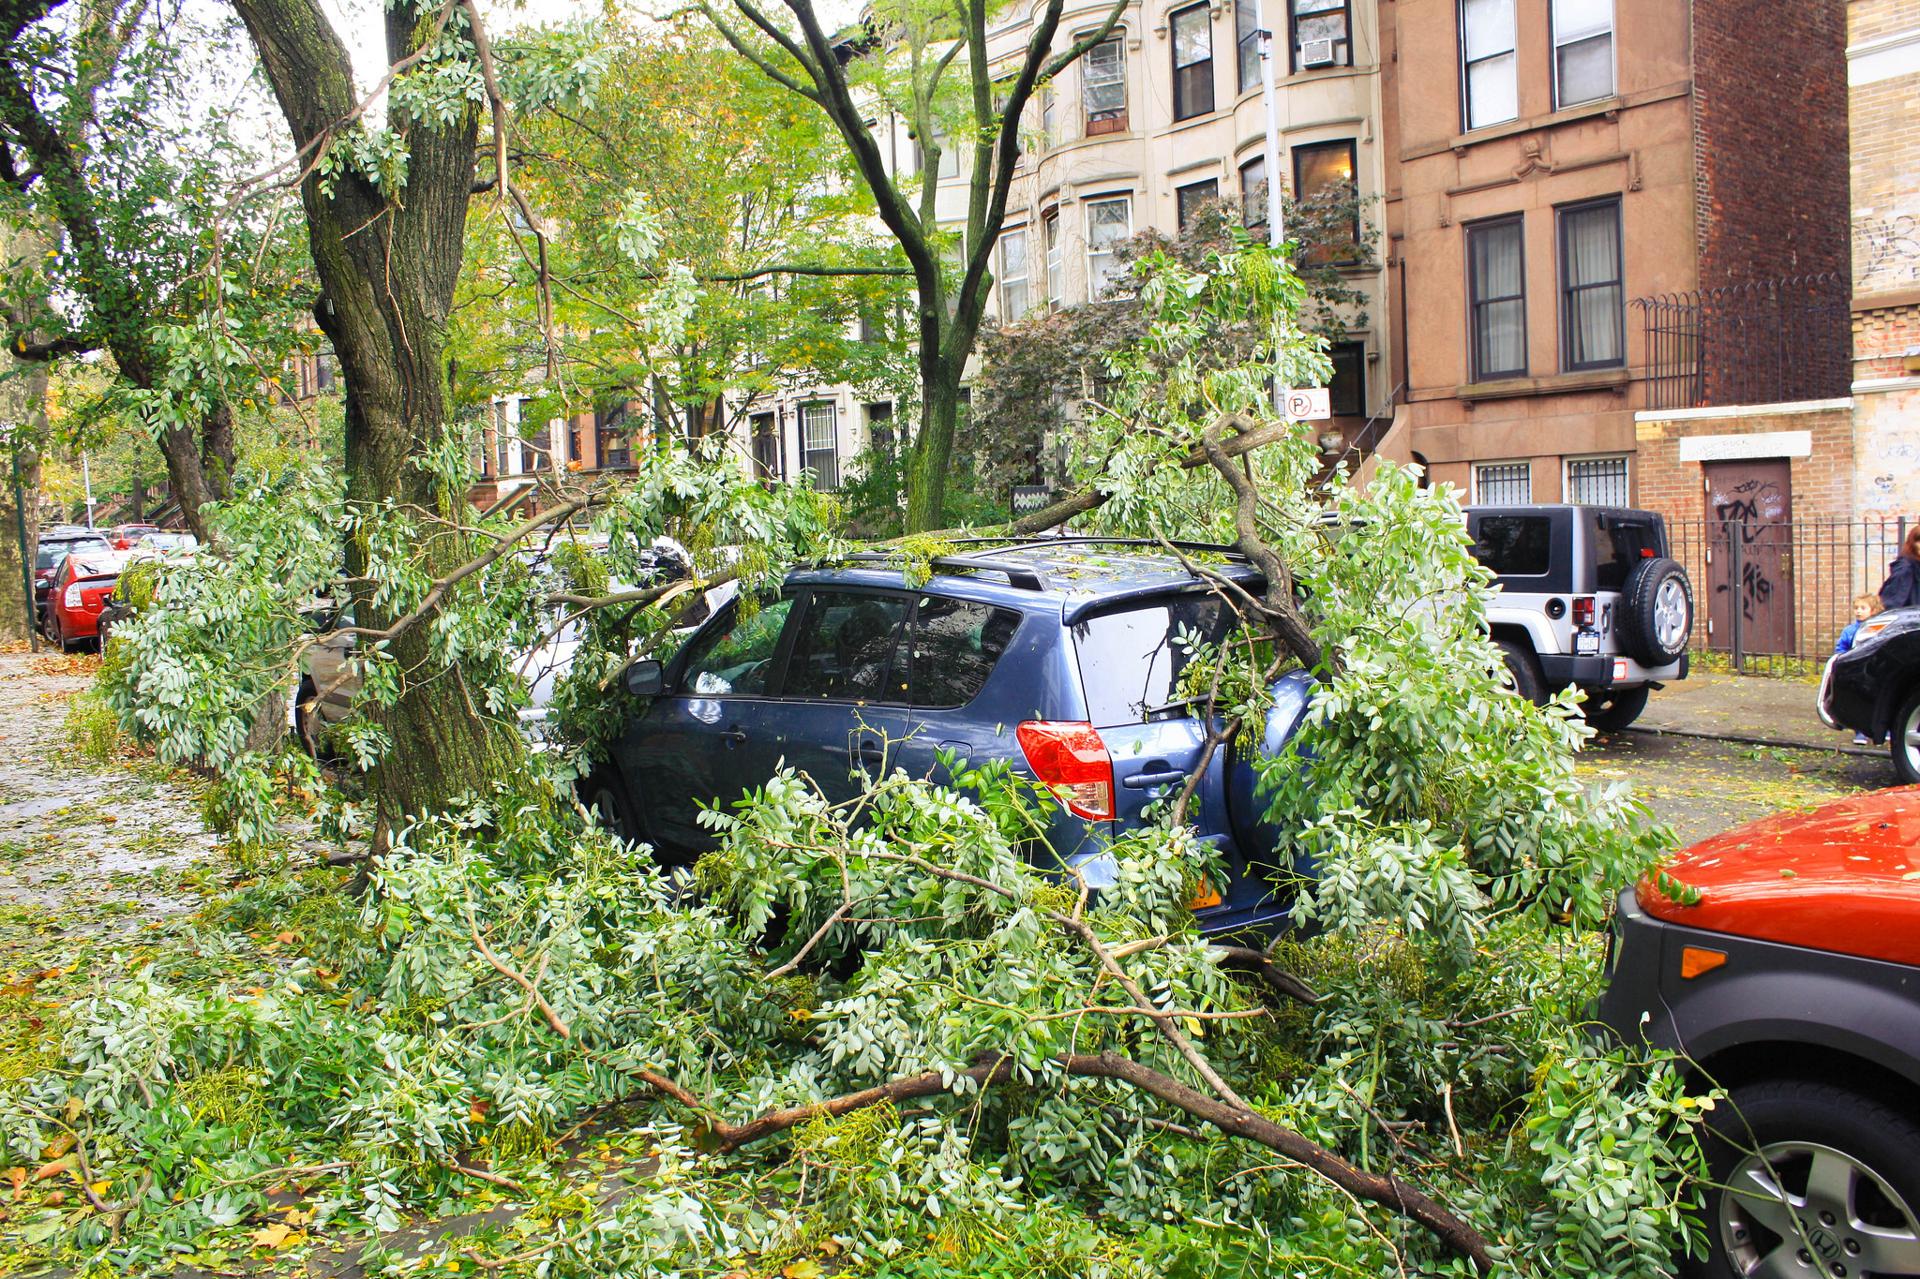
top-left (1540, 651), bottom-right (1686, 691)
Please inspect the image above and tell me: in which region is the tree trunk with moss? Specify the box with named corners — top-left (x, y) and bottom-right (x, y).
top-left (231, 0), bottom-right (520, 832)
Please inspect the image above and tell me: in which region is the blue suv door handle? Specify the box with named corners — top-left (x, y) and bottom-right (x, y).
top-left (853, 740), bottom-right (885, 765)
top-left (721, 727), bottom-right (748, 746)
top-left (1122, 767), bottom-right (1190, 789)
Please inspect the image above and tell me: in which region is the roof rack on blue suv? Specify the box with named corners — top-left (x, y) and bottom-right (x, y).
top-left (585, 542), bottom-right (1312, 937)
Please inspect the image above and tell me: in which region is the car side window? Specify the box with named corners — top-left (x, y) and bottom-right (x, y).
top-left (783, 592), bottom-right (909, 702)
top-left (910, 596), bottom-right (1021, 709)
top-left (1471, 515), bottom-right (1552, 577)
top-left (677, 597), bottom-right (796, 696)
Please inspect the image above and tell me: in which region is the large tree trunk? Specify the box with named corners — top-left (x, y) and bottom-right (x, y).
top-left (904, 355), bottom-right (961, 533)
top-left (233, 0), bottom-right (521, 835)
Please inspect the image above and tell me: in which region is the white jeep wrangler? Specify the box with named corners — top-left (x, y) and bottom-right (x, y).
top-left (1465, 504), bottom-right (1694, 731)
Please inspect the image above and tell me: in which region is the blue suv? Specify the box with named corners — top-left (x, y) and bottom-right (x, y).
top-left (587, 539), bottom-right (1313, 935)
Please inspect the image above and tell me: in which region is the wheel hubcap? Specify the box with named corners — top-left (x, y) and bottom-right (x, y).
top-left (1902, 703), bottom-right (1920, 774)
top-left (1653, 578), bottom-right (1689, 652)
top-left (1720, 1140), bottom-right (1920, 1278)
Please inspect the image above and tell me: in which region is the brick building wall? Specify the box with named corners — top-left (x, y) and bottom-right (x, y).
top-left (1692, 0), bottom-right (1852, 287)
top-left (1632, 401), bottom-right (1879, 655)
top-left (1849, 0), bottom-right (1920, 526)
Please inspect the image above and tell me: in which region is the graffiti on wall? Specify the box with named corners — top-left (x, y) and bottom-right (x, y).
top-left (1857, 211), bottom-right (1920, 288)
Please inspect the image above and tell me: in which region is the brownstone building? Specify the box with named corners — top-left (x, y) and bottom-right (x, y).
top-left (1375, 0), bottom-right (1853, 522)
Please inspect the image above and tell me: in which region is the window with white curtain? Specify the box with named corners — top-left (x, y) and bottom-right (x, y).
top-left (999, 227), bottom-right (1031, 322)
top-left (1461, 0), bottom-right (1517, 130)
top-left (1552, 0), bottom-right (1614, 108)
top-left (1468, 215), bottom-right (1527, 381)
top-left (1566, 455), bottom-right (1629, 506)
top-left (1084, 37), bottom-right (1127, 133)
top-left (1475, 461), bottom-right (1532, 504)
top-left (1044, 209), bottom-right (1064, 304)
top-left (1086, 197), bottom-right (1132, 299)
top-left (1558, 198), bottom-right (1623, 370)
top-left (801, 402), bottom-right (839, 490)
top-left (1239, 155), bottom-right (1268, 227)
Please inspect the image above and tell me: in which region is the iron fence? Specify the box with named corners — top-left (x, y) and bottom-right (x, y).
top-left (1662, 515), bottom-right (1912, 677)
top-left (1631, 273), bottom-right (1851, 411)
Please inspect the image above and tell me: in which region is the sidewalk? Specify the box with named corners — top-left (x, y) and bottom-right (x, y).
top-left (1628, 668), bottom-right (1868, 753)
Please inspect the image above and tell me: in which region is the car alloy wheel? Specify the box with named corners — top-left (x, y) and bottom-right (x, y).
top-left (1897, 691), bottom-right (1920, 787)
top-left (1719, 1140), bottom-right (1920, 1279)
top-left (1653, 576), bottom-right (1690, 654)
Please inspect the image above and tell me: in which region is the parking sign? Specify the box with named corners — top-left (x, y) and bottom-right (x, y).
top-left (1281, 387), bottom-right (1332, 420)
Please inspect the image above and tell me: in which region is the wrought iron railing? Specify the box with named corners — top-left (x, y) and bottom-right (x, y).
top-left (1630, 273), bottom-right (1851, 411)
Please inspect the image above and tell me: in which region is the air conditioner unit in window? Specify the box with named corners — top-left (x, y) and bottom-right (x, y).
top-left (1300, 37), bottom-right (1337, 68)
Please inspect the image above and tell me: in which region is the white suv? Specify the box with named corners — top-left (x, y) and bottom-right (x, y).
top-left (1466, 505), bottom-right (1694, 730)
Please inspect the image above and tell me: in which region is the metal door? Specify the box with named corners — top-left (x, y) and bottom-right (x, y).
top-left (1705, 459), bottom-right (1794, 660)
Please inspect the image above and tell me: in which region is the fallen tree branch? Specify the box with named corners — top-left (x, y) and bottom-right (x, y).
top-left (610, 1051), bottom-right (1489, 1271)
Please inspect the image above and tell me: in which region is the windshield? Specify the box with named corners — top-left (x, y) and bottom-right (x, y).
top-left (1072, 594), bottom-right (1230, 727)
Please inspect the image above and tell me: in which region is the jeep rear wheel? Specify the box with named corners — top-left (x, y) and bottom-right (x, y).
top-left (1688, 1079), bottom-right (1920, 1279)
top-left (1620, 557), bottom-right (1693, 667)
top-left (1585, 686), bottom-right (1649, 732)
top-left (1893, 687), bottom-right (1920, 787)
top-left (1496, 639), bottom-right (1547, 705)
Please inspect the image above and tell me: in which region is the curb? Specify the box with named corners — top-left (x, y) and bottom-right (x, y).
top-left (1618, 722), bottom-right (1886, 758)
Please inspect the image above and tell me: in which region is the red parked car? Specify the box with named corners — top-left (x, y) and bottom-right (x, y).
top-left (44, 549), bottom-right (131, 651)
top-left (1600, 787), bottom-right (1920, 1278)
top-left (107, 523), bottom-right (163, 550)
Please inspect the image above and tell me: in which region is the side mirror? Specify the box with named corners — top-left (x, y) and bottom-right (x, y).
top-left (623, 658), bottom-right (664, 697)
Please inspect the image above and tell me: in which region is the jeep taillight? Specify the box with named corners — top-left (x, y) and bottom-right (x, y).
top-left (1572, 596), bottom-right (1595, 629)
top-left (1017, 720), bottom-right (1114, 821)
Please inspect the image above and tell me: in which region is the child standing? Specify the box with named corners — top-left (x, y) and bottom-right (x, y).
top-left (1837, 593), bottom-right (1883, 744)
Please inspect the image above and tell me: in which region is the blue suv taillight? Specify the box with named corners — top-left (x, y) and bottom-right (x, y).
top-left (1017, 720), bottom-right (1114, 821)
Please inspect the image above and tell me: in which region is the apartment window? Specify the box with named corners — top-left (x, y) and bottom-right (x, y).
top-left (1552, 0), bottom-right (1613, 108)
top-left (1558, 198), bottom-right (1624, 370)
top-left (1084, 37), bottom-right (1127, 134)
top-left (1292, 139), bottom-right (1359, 263)
top-left (750, 412), bottom-right (780, 482)
top-left (1237, 0), bottom-right (1261, 92)
top-left (526, 418), bottom-right (552, 471)
top-left (1467, 215), bottom-right (1526, 381)
top-left (1176, 177), bottom-right (1219, 231)
top-left (1171, 4), bottom-right (1215, 121)
top-left (1475, 461), bottom-right (1532, 504)
top-left (865, 402), bottom-right (894, 458)
top-left (596, 401), bottom-right (633, 469)
top-left (1328, 341), bottom-right (1365, 416)
top-left (999, 226), bottom-right (1031, 322)
top-left (1041, 82), bottom-right (1057, 144)
top-left (1566, 455), bottom-right (1629, 506)
top-left (1461, 0), bottom-right (1517, 130)
top-left (1045, 209), bottom-right (1064, 304)
top-left (1086, 196), bottom-right (1132, 299)
top-left (1291, 0), bottom-right (1352, 72)
top-left (801, 402), bottom-right (839, 490)
top-left (1239, 155), bottom-right (1268, 227)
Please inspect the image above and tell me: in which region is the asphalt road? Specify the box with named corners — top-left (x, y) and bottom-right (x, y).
top-left (1582, 726), bottom-right (1901, 850)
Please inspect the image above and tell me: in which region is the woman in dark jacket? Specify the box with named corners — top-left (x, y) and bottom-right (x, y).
top-left (1882, 524), bottom-right (1920, 611)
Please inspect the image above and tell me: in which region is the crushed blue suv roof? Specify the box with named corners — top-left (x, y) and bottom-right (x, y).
top-left (788, 537), bottom-right (1263, 618)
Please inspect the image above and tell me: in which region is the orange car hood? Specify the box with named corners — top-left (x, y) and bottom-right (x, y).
top-left (1638, 786), bottom-right (1920, 967)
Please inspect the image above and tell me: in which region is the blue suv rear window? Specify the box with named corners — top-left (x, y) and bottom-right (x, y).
top-left (1073, 595), bottom-right (1227, 726)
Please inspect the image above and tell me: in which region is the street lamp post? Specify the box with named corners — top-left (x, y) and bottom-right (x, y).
top-left (1251, 0), bottom-right (1286, 252)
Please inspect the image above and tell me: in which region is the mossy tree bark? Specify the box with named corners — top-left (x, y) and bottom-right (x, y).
top-left (230, 0), bottom-right (520, 834)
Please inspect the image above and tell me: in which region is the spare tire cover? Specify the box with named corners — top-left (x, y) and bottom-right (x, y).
top-left (1618, 556), bottom-right (1693, 666)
